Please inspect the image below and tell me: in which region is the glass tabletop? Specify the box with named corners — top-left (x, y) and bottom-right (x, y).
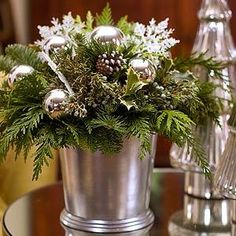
top-left (2, 168), bottom-right (185, 236)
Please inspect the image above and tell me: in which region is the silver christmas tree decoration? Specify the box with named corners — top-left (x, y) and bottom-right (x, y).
top-left (214, 103), bottom-right (236, 236)
top-left (129, 58), bottom-right (156, 81)
top-left (214, 103), bottom-right (236, 198)
top-left (44, 89), bottom-right (69, 118)
top-left (170, 0), bottom-right (235, 175)
top-left (43, 35), bottom-right (67, 55)
top-left (90, 26), bottom-right (124, 45)
top-left (8, 65), bottom-right (34, 87)
top-left (169, 0), bottom-right (235, 234)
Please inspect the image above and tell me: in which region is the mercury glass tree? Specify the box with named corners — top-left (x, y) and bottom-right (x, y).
top-left (214, 103), bottom-right (236, 199)
top-left (214, 103), bottom-right (236, 236)
top-left (170, 0), bottom-right (236, 184)
top-left (169, 0), bottom-right (235, 233)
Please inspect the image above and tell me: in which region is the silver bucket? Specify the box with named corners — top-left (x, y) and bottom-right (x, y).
top-left (59, 136), bottom-right (157, 233)
top-left (62, 224), bottom-right (152, 236)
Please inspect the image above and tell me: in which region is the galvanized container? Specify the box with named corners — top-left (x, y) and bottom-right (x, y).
top-left (59, 136), bottom-right (157, 233)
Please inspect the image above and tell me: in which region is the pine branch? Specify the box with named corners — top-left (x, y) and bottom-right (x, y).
top-left (72, 33), bottom-right (87, 45)
top-left (86, 11), bottom-right (94, 31)
top-left (94, 128), bottom-right (124, 155)
top-left (0, 55), bottom-right (17, 73)
top-left (33, 143), bottom-right (53, 180)
top-left (87, 114), bottom-right (126, 133)
top-left (196, 81), bottom-right (221, 124)
top-left (0, 106), bottom-right (44, 163)
top-left (116, 16), bottom-right (133, 35)
top-left (155, 110), bottom-right (194, 140)
top-left (154, 110), bottom-right (211, 177)
top-left (11, 72), bottom-right (50, 103)
top-left (96, 3), bottom-right (114, 26)
top-left (0, 12), bottom-right (222, 180)
top-left (173, 53), bottom-right (225, 80)
top-left (187, 136), bottom-right (211, 178)
top-left (60, 120), bottom-right (91, 150)
top-left (14, 130), bottom-right (33, 161)
top-left (127, 116), bottom-right (151, 159)
top-left (5, 44), bottom-right (44, 70)
top-left (75, 39), bottom-right (118, 68)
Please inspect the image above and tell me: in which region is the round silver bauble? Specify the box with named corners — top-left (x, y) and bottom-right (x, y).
top-left (43, 35), bottom-right (67, 54)
top-left (8, 65), bottom-right (34, 88)
top-left (44, 89), bottom-right (69, 118)
top-left (129, 58), bottom-right (156, 81)
top-left (90, 26), bottom-right (124, 45)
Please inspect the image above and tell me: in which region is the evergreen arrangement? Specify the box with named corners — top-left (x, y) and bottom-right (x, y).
top-left (0, 4), bottom-right (225, 179)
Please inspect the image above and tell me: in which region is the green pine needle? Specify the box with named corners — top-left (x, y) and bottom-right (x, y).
top-left (87, 114), bottom-right (126, 133)
top-left (96, 3), bottom-right (114, 26)
top-left (116, 16), bottom-right (133, 35)
top-left (0, 55), bottom-right (16, 73)
top-left (33, 143), bottom-right (53, 180)
top-left (5, 44), bottom-right (44, 70)
top-left (0, 8), bottom-right (225, 180)
top-left (173, 52), bottom-right (225, 80)
top-left (86, 11), bottom-right (94, 31)
top-left (187, 136), bottom-right (211, 178)
top-left (127, 116), bottom-right (151, 160)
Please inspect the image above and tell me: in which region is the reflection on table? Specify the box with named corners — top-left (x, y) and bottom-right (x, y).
top-left (2, 169), bottom-right (185, 236)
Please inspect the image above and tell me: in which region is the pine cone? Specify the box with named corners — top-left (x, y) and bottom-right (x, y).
top-left (96, 51), bottom-right (125, 76)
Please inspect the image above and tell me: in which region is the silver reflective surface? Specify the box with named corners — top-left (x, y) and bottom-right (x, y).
top-left (8, 64), bottom-right (34, 88)
top-left (43, 89), bottom-right (69, 118)
top-left (183, 195), bottom-right (230, 227)
top-left (4, 169), bottom-right (234, 236)
top-left (168, 194), bottom-right (231, 236)
top-left (59, 136), bottom-right (157, 233)
top-left (43, 35), bottom-right (67, 54)
top-left (62, 224), bottom-right (152, 236)
top-left (185, 172), bottom-right (222, 199)
top-left (170, 116), bottom-right (228, 172)
top-left (232, 202), bottom-right (236, 236)
top-left (233, 201), bottom-right (236, 222)
top-left (168, 211), bottom-right (231, 236)
top-left (129, 58), bottom-right (156, 81)
top-left (170, 0), bottom-right (235, 173)
top-left (214, 129), bottom-right (236, 199)
top-left (90, 26), bottom-right (124, 45)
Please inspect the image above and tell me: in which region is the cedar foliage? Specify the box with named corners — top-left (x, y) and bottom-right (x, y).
top-left (0, 5), bottom-right (227, 180)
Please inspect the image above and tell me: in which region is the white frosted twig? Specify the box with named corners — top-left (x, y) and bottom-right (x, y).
top-left (39, 52), bottom-right (74, 95)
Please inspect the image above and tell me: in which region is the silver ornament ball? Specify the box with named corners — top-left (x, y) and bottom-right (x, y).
top-left (129, 58), bottom-right (156, 81)
top-left (90, 26), bottom-right (124, 45)
top-left (8, 65), bottom-right (34, 88)
top-left (44, 89), bottom-right (69, 118)
top-left (43, 35), bottom-right (67, 54)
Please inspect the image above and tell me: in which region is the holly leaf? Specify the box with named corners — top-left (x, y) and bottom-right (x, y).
top-left (120, 99), bottom-right (137, 110)
top-left (131, 81), bottom-right (149, 92)
top-left (125, 68), bottom-right (149, 95)
top-left (157, 57), bottom-right (173, 78)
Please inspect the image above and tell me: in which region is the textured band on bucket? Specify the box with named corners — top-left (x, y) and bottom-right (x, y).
top-left (60, 208), bottom-right (154, 233)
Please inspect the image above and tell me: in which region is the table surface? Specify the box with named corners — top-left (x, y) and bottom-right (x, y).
top-left (2, 168), bottom-right (185, 236)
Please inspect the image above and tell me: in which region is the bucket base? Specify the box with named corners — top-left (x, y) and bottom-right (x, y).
top-left (60, 209), bottom-right (154, 233)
